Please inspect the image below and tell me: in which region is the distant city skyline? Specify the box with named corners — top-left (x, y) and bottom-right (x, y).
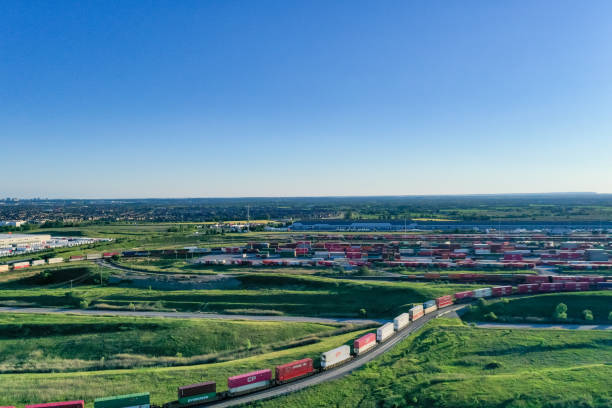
top-left (3, 1), bottom-right (612, 198)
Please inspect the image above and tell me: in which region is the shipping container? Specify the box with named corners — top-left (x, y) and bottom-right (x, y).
top-left (47, 257), bottom-right (64, 264)
top-left (517, 283), bottom-right (540, 294)
top-left (321, 345), bottom-right (351, 369)
top-left (227, 369), bottom-right (272, 395)
top-left (275, 358), bottom-right (314, 383)
top-left (93, 393), bottom-right (150, 408)
top-left (26, 402), bottom-right (84, 408)
top-left (473, 288), bottom-right (492, 298)
top-left (563, 282), bottom-right (591, 292)
top-left (435, 295), bottom-right (453, 308)
top-left (376, 322), bottom-right (394, 342)
top-left (353, 333), bottom-right (377, 355)
top-left (393, 313), bottom-right (410, 331)
top-left (539, 283), bottom-right (564, 292)
top-left (86, 253), bottom-right (102, 260)
top-left (575, 276), bottom-right (604, 283)
top-left (31, 259), bottom-right (45, 266)
top-left (424, 273), bottom-right (441, 280)
top-left (423, 299), bottom-right (437, 314)
top-left (103, 252), bottom-right (120, 258)
top-left (454, 290), bottom-right (474, 301)
top-left (409, 305), bottom-right (424, 321)
top-left (596, 282), bottom-right (612, 290)
top-left (178, 381), bottom-right (216, 404)
top-left (0, 265), bottom-right (9, 273)
top-left (69, 256), bottom-right (84, 262)
top-left (491, 286), bottom-right (513, 297)
top-left (13, 261), bottom-right (30, 269)
top-left (525, 275), bottom-right (551, 284)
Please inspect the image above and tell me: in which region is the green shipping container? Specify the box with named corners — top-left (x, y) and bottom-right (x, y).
top-left (94, 393), bottom-right (150, 408)
top-left (178, 392), bottom-right (216, 404)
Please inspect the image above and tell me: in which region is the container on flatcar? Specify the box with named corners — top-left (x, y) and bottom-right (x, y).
top-left (423, 300), bottom-right (437, 314)
top-left (13, 261), bottom-right (30, 269)
top-left (409, 304), bottom-right (424, 321)
top-left (353, 333), bottom-right (377, 355)
top-left (563, 282), bottom-right (591, 292)
top-left (47, 257), bottom-right (64, 264)
top-left (435, 295), bottom-right (453, 308)
top-left (178, 381), bottom-right (216, 404)
top-left (0, 265), bottom-right (9, 272)
top-left (525, 275), bottom-right (551, 284)
top-left (424, 273), bottom-right (440, 280)
top-left (376, 322), bottom-right (394, 342)
top-left (473, 288), bottom-right (492, 298)
top-left (539, 283), bottom-right (564, 292)
top-left (26, 401), bottom-right (84, 408)
top-left (552, 276), bottom-right (577, 283)
top-left (321, 345), bottom-right (351, 369)
top-left (597, 282), bottom-right (612, 290)
top-left (94, 393), bottom-right (150, 408)
top-left (393, 313), bottom-right (410, 331)
top-left (275, 358), bottom-right (314, 383)
top-left (454, 290), bottom-right (474, 301)
top-left (576, 276), bottom-right (604, 283)
top-left (86, 253), bottom-right (102, 260)
top-left (491, 286), bottom-right (513, 297)
top-left (517, 283), bottom-right (540, 294)
top-left (31, 259), bottom-right (45, 266)
top-left (227, 369), bottom-right (272, 395)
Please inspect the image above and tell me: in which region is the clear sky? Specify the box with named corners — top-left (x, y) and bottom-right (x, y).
top-left (2, 1), bottom-right (612, 198)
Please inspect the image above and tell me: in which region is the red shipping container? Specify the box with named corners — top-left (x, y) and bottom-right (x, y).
top-left (353, 333), bottom-right (376, 353)
top-left (552, 276), bottom-right (578, 282)
top-left (539, 283), bottom-right (564, 292)
top-left (491, 286), bottom-right (513, 297)
top-left (517, 283), bottom-right (540, 293)
top-left (454, 291), bottom-right (474, 300)
top-left (525, 275), bottom-right (551, 284)
top-left (576, 276), bottom-right (604, 283)
top-left (424, 273), bottom-right (441, 280)
top-left (26, 402), bottom-right (84, 408)
top-left (575, 282), bottom-right (591, 291)
top-left (228, 369), bottom-right (272, 389)
top-left (275, 358), bottom-right (313, 383)
top-left (436, 295), bottom-right (453, 308)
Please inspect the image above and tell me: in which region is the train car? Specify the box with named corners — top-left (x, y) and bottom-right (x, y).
top-left (26, 401), bottom-right (84, 408)
top-left (539, 283), bottom-right (564, 292)
top-left (103, 252), bottom-right (120, 258)
top-left (597, 282), bottom-right (612, 290)
top-left (551, 276), bottom-right (577, 283)
top-left (408, 304), bottom-right (424, 321)
top-left (524, 275), bottom-right (551, 284)
top-left (227, 369), bottom-right (272, 396)
top-left (454, 290), bottom-right (474, 302)
top-left (491, 286), bottom-right (513, 297)
top-left (177, 381), bottom-right (217, 405)
top-left (423, 300), bottom-right (437, 314)
top-left (94, 393), bottom-right (150, 408)
top-left (321, 345), bottom-right (351, 370)
top-left (13, 261), bottom-right (30, 269)
top-left (47, 257), bottom-right (64, 264)
top-left (0, 264), bottom-right (9, 273)
top-left (563, 282), bottom-right (590, 292)
top-left (69, 255), bottom-right (84, 262)
top-left (393, 313), bottom-right (410, 331)
top-left (275, 358), bottom-right (314, 384)
top-left (31, 259), bottom-right (45, 266)
top-left (376, 322), bottom-right (395, 342)
top-left (424, 273), bottom-right (440, 280)
top-left (353, 333), bottom-right (377, 355)
top-left (435, 295), bottom-right (453, 308)
top-left (517, 283), bottom-right (540, 294)
top-left (86, 253), bottom-right (102, 260)
top-left (473, 288), bottom-right (492, 298)
top-left (576, 276), bottom-right (605, 283)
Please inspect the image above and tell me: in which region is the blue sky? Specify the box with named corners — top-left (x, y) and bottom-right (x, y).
top-left (2, 1), bottom-right (612, 198)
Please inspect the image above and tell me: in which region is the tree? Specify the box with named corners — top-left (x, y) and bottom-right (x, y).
top-left (554, 303), bottom-right (568, 321)
top-left (359, 308), bottom-right (367, 317)
top-left (582, 309), bottom-right (593, 321)
top-left (609, 311), bottom-right (612, 321)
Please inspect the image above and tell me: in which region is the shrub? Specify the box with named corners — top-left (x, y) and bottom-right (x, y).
top-left (609, 311), bottom-right (612, 321)
top-left (359, 308), bottom-right (367, 317)
top-left (79, 300), bottom-right (89, 309)
top-left (554, 303), bottom-right (568, 321)
top-left (582, 309), bottom-right (593, 321)
top-left (484, 312), bottom-right (498, 321)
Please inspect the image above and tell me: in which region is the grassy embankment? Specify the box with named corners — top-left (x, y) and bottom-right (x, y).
top-left (0, 313), bottom-right (346, 373)
top-left (0, 272), bottom-right (484, 318)
top-left (462, 291), bottom-right (612, 324)
top-left (254, 318), bottom-right (612, 408)
top-left (0, 326), bottom-right (370, 406)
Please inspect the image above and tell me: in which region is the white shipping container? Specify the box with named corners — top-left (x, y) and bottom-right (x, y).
top-left (47, 257), bottom-right (64, 264)
top-left (473, 288), bottom-right (492, 298)
top-left (376, 322), bottom-right (395, 342)
top-left (228, 380), bottom-right (270, 395)
top-left (0, 265), bottom-right (9, 273)
top-left (314, 251), bottom-right (329, 257)
top-left (321, 345), bottom-right (351, 369)
top-left (86, 253), bottom-right (102, 260)
top-left (424, 305), bottom-right (437, 314)
top-left (393, 313), bottom-right (410, 331)
top-left (31, 259), bottom-right (45, 266)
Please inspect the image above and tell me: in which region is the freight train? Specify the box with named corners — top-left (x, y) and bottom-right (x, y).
top-left (10, 280), bottom-right (611, 408)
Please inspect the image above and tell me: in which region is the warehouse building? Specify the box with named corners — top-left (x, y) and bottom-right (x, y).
top-left (0, 233), bottom-right (52, 247)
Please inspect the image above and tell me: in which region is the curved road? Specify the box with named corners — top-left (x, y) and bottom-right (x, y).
top-left (0, 306), bottom-right (385, 325)
top-left (207, 304), bottom-right (467, 408)
top-left (474, 322), bottom-right (612, 330)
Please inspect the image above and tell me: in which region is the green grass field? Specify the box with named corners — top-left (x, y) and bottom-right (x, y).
top-left (462, 291), bottom-right (612, 324)
top-left (0, 326), bottom-right (370, 406)
top-left (254, 319), bottom-right (612, 408)
top-left (0, 313), bottom-right (343, 374)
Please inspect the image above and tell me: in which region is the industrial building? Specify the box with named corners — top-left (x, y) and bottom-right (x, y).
top-left (0, 220), bottom-right (26, 227)
top-left (0, 233), bottom-right (51, 247)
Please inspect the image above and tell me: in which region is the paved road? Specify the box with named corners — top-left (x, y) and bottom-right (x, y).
top-left (207, 304), bottom-right (467, 408)
top-left (474, 322), bottom-right (612, 330)
top-left (0, 306), bottom-right (386, 325)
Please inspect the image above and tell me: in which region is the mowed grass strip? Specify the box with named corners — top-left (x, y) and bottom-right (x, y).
top-left (253, 319), bottom-right (612, 408)
top-left (0, 328), bottom-right (369, 406)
